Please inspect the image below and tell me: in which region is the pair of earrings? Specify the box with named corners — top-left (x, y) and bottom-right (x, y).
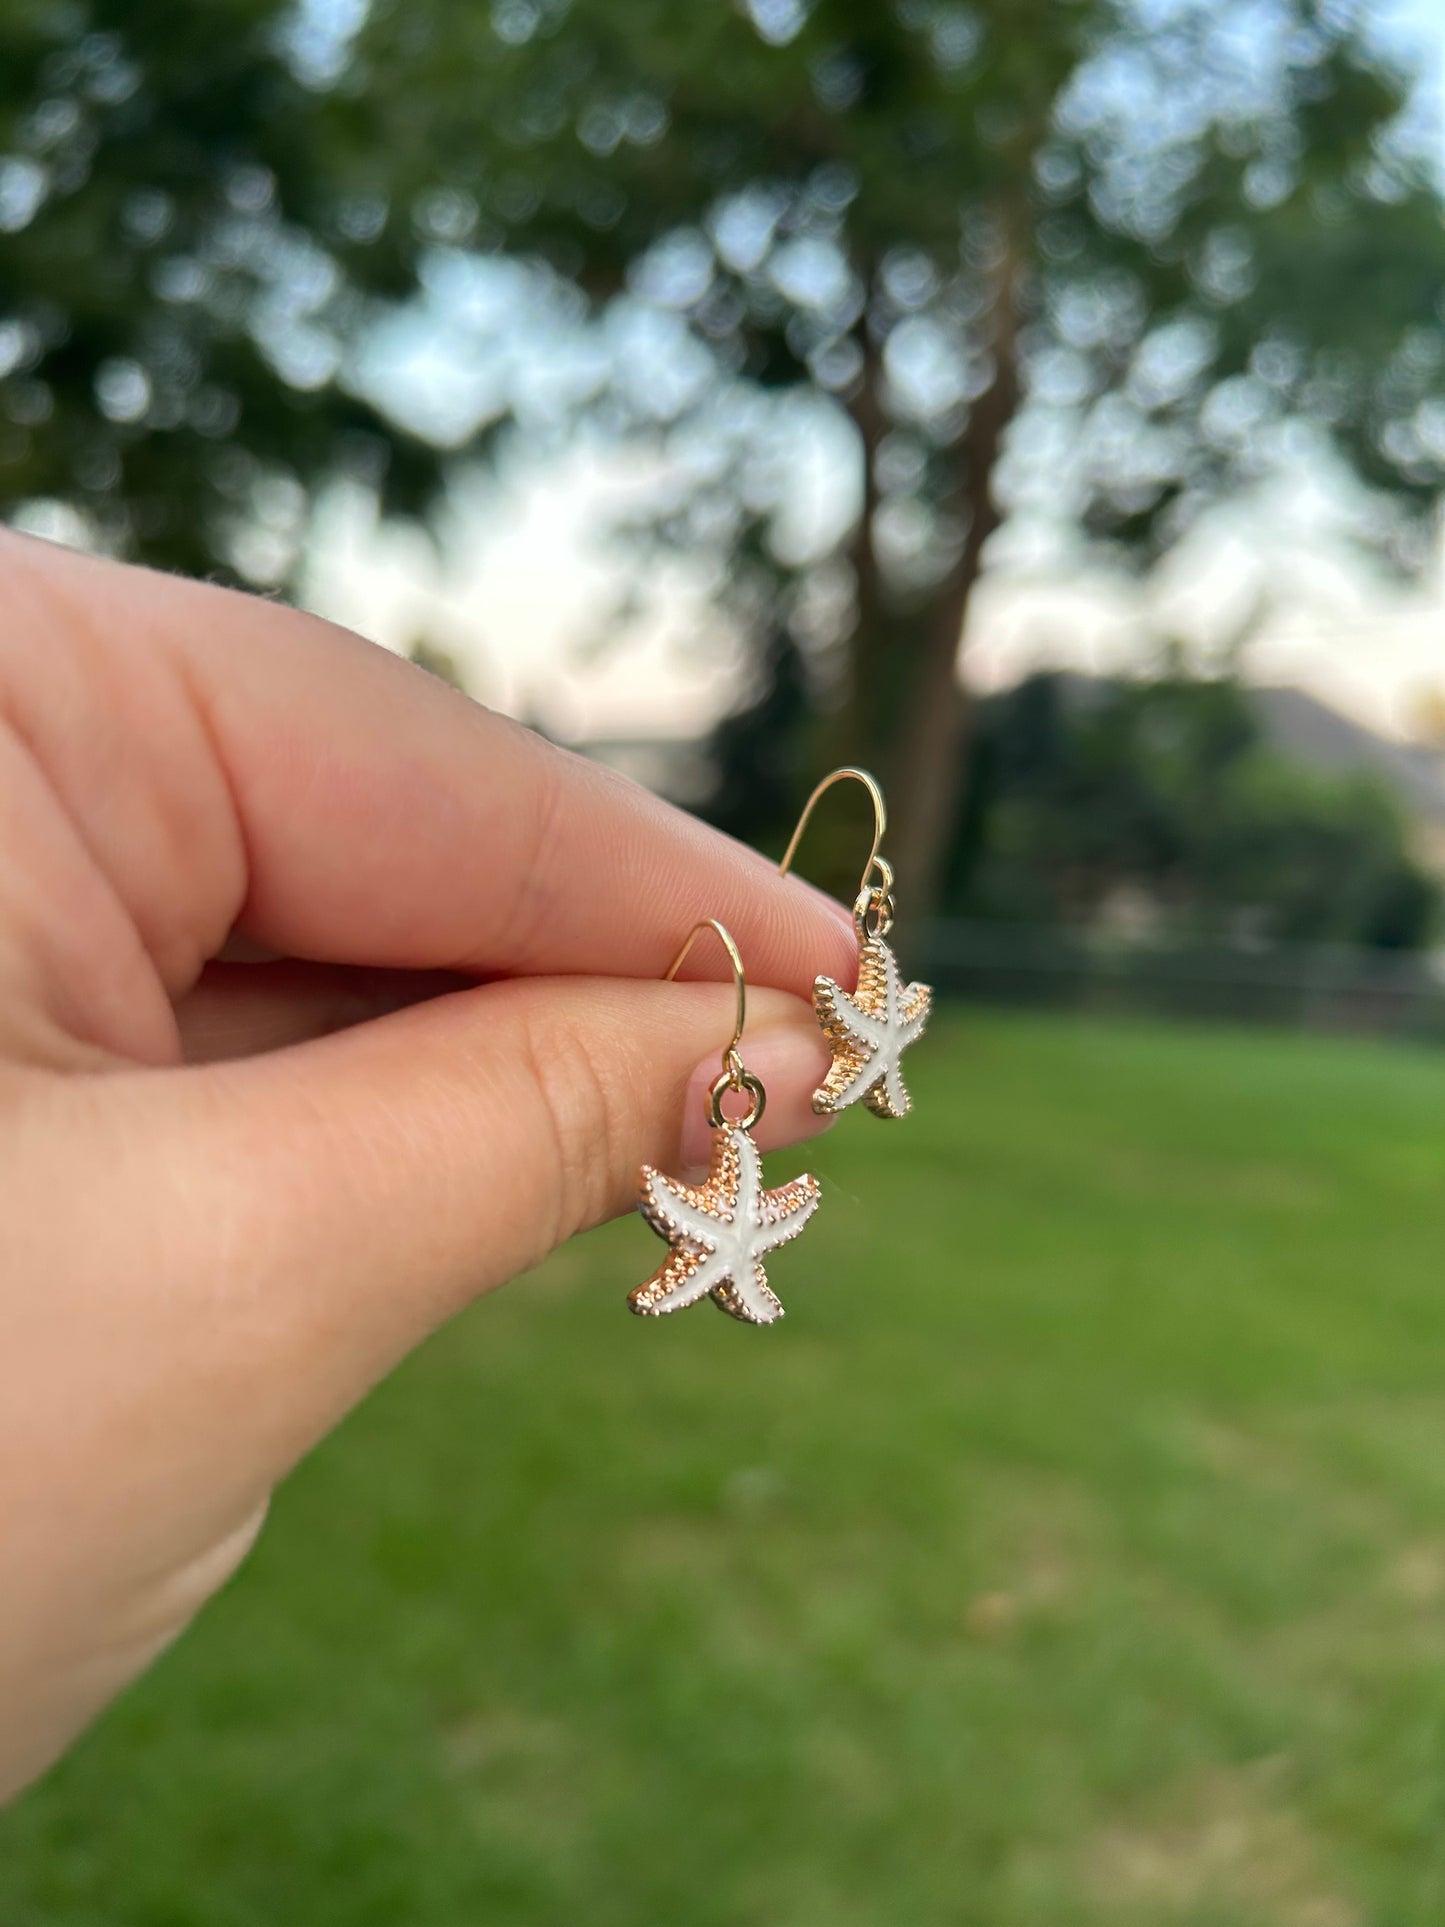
top-left (629, 768), bottom-right (932, 1326)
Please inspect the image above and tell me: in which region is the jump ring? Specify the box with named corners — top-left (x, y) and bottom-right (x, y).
top-left (853, 884), bottom-right (895, 940)
top-left (707, 1068), bottom-right (767, 1131)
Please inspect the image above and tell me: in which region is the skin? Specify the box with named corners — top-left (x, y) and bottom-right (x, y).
top-left (0, 527), bottom-right (856, 1802)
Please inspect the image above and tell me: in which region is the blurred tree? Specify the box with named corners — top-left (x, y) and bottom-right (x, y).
top-left (359, 0), bottom-right (1444, 916)
top-left (405, 633), bottom-right (468, 687)
top-left (705, 627), bottom-right (815, 846)
top-left (3, 2), bottom-right (1443, 917)
top-left (958, 672), bottom-right (1441, 948)
top-left (0, 0), bottom-right (462, 580)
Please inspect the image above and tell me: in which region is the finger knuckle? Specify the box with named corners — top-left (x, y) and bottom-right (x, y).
top-left (516, 1003), bottom-right (621, 1249)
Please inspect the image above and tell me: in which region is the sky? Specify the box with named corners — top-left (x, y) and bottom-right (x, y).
top-left (308, 462), bottom-right (1445, 748)
top-left (1392, 0), bottom-right (1445, 168)
top-left (305, 0), bottom-right (1445, 752)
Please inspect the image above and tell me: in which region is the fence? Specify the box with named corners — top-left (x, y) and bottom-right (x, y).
top-left (918, 921), bottom-right (1445, 1042)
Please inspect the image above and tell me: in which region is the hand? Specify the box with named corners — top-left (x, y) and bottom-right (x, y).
top-left (0, 529), bottom-right (854, 1800)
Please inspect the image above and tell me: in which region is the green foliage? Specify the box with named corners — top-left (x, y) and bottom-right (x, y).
top-left (10, 1014), bottom-right (1445, 1922)
top-left (4, 1), bottom-right (1442, 908)
top-left (3, 2), bottom-right (1440, 594)
top-left (406, 633), bottom-right (468, 688)
top-left (0, 0), bottom-right (443, 576)
top-left (704, 629), bottom-right (817, 846)
top-left (957, 672), bottom-right (1440, 947)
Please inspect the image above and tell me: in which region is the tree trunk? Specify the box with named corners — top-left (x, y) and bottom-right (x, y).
top-left (888, 246), bottom-right (1022, 931)
top-left (791, 327), bottom-right (910, 901)
top-left (829, 330), bottom-right (894, 776)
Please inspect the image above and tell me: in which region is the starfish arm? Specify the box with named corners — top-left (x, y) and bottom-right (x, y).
top-left (823, 1046), bottom-right (890, 1114)
top-left (867, 1059), bottom-right (911, 1119)
top-left (755, 1173), bottom-right (822, 1252)
top-left (815, 973), bottom-right (890, 1047)
top-left (815, 1060), bottom-right (869, 1114)
top-left (715, 1260), bottom-right (786, 1325)
top-left (822, 984), bottom-right (889, 1051)
top-left (899, 982), bottom-right (932, 1039)
top-left (813, 973), bottom-right (840, 1021)
top-left (638, 1166), bottom-right (724, 1252)
top-left (629, 1246), bottom-right (728, 1316)
top-left (727, 1126), bottom-right (761, 1229)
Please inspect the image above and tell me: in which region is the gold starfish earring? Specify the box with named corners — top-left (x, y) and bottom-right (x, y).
top-left (630, 918), bottom-right (822, 1325)
top-left (779, 768), bottom-right (932, 1120)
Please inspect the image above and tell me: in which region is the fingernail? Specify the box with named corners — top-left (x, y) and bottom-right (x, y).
top-left (680, 1024), bottom-right (837, 1170)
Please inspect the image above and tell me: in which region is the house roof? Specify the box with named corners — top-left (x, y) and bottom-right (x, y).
top-left (1249, 685), bottom-right (1445, 834)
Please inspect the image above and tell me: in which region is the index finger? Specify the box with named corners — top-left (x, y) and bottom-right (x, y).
top-left (6, 533), bottom-right (858, 1002)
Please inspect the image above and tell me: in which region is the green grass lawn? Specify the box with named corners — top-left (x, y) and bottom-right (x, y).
top-left (9, 1011), bottom-right (1445, 1926)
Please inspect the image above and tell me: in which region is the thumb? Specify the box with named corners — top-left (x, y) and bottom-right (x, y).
top-left (0, 978), bottom-right (834, 1797)
top-left (20, 978), bottom-right (834, 1511)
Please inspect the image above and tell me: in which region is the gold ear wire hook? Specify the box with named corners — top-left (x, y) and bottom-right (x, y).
top-left (667, 918), bottom-right (766, 1128)
top-left (667, 917), bottom-right (747, 1056)
top-left (778, 766), bottom-right (894, 930)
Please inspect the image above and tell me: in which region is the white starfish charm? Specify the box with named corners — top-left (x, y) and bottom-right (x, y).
top-left (813, 935), bottom-right (931, 1119)
top-left (630, 1126), bottom-right (820, 1324)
